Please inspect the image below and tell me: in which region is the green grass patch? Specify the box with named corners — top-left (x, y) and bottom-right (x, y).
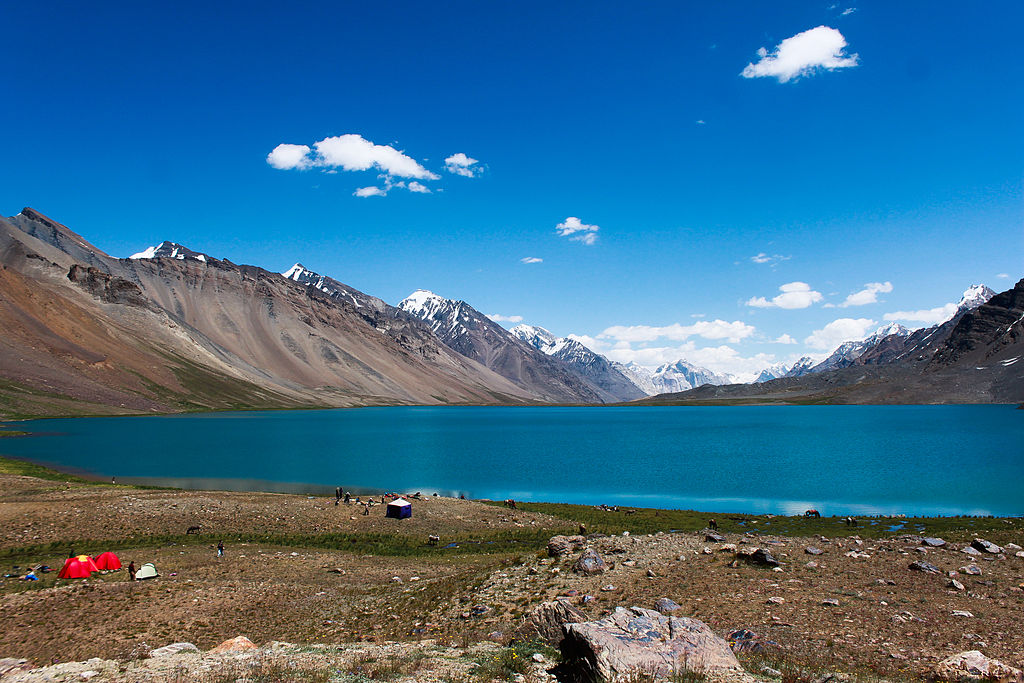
top-left (0, 454), bottom-right (93, 483)
top-left (490, 500), bottom-right (1022, 541)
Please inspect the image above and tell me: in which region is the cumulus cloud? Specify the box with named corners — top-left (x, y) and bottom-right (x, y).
top-left (487, 313), bottom-right (523, 323)
top-left (746, 282), bottom-right (823, 309)
top-left (267, 143), bottom-right (313, 170)
top-left (775, 334), bottom-right (798, 344)
top-left (997, 273), bottom-right (1009, 279)
top-left (839, 281), bottom-right (893, 307)
top-left (883, 304), bottom-right (958, 326)
top-left (599, 320), bottom-right (756, 344)
top-left (520, 257), bottom-right (543, 264)
top-left (556, 217), bottom-right (600, 245)
top-left (445, 153), bottom-right (481, 177)
top-left (804, 317), bottom-right (876, 350)
top-left (741, 26), bottom-right (859, 83)
top-left (606, 342), bottom-right (778, 381)
top-left (267, 134), bottom-right (441, 197)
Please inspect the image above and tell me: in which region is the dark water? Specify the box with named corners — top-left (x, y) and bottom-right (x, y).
top-left (2, 405), bottom-right (1022, 516)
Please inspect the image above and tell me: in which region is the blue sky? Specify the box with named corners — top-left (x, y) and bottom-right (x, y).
top-left (3, 1), bottom-right (1021, 378)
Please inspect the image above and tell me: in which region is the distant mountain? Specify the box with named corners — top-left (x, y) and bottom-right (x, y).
top-left (131, 241), bottom-right (209, 262)
top-left (784, 357), bottom-right (816, 378)
top-left (281, 263), bottom-right (387, 312)
top-left (398, 290), bottom-right (616, 403)
top-left (510, 325), bottom-right (645, 401)
top-left (632, 280), bottom-right (1023, 406)
top-left (651, 360), bottom-right (731, 393)
top-left (754, 362), bottom-right (791, 384)
top-left (611, 361), bottom-right (660, 396)
top-left (810, 323), bottom-right (912, 374)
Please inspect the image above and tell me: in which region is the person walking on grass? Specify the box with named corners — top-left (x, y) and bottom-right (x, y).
top-left (217, 540), bottom-right (224, 558)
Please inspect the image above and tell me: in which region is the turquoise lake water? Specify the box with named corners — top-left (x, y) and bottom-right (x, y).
top-left (2, 405), bottom-right (1022, 516)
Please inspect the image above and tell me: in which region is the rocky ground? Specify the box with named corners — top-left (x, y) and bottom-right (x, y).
top-left (1, 471), bottom-right (1023, 682)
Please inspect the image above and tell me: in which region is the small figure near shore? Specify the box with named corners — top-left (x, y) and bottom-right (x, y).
top-left (362, 503), bottom-right (369, 516)
top-left (127, 561), bottom-right (136, 581)
top-left (708, 518), bottom-right (718, 531)
top-left (217, 541), bottom-right (224, 558)
top-left (579, 524), bottom-right (587, 535)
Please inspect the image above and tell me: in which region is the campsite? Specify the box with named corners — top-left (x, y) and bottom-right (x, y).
top-left (2, 462), bottom-right (1024, 681)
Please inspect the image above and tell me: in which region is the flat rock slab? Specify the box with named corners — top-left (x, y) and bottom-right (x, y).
top-left (520, 600), bottom-right (588, 645)
top-left (562, 606), bottom-right (741, 682)
top-left (548, 535), bottom-right (586, 557)
top-left (149, 642), bottom-right (199, 658)
top-left (971, 538), bottom-right (1003, 554)
top-left (908, 561), bottom-right (942, 574)
top-left (922, 537), bottom-right (946, 547)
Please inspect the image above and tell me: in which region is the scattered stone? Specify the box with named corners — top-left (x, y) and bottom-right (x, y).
top-left (767, 596), bottom-right (785, 605)
top-left (470, 604), bottom-right (491, 617)
top-left (805, 561), bottom-right (819, 569)
top-left (209, 636), bottom-right (257, 654)
top-left (719, 543), bottom-right (737, 552)
top-left (572, 548), bottom-right (608, 575)
top-left (645, 569), bottom-right (657, 578)
top-left (923, 537), bottom-right (946, 547)
top-left (845, 550), bottom-right (871, 558)
top-left (78, 672), bottom-right (100, 680)
top-left (821, 599), bottom-right (840, 607)
top-left (654, 597), bottom-right (681, 614)
top-left (1005, 542), bottom-right (1022, 551)
top-left (960, 565), bottom-right (983, 576)
top-left (705, 531), bottom-right (725, 543)
top-left (736, 547), bottom-right (780, 567)
top-left (948, 579), bottom-right (966, 591)
top-left (390, 576), bottom-right (402, 583)
top-left (561, 607), bottom-right (742, 681)
top-left (600, 584), bottom-right (617, 592)
top-left (726, 628), bottom-right (777, 654)
top-left (971, 538), bottom-right (1003, 554)
top-left (547, 535), bottom-right (586, 557)
top-left (532, 653), bottom-right (545, 663)
top-left (0, 659), bottom-right (35, 677)
top-left (1017, 551), bottom-right (1024, 559)
top-left (805, 546), bottom-right (824, 555)
top-left (961, 546), bottom-right (982, 557)
top-left (952, 610), bottom-right (974, 618)
top-left (149, 642), bottom-right (200, 658)
top-left (761, 665), bottom-right (783, 677)
top-left (908, 560), bottom-right (941, 574)
top-left (519, 600), bottom-right (588, 645)
top-left (934, 650), bottom-right (1023, 681)
top-left (622, 560), bottom-right (637, 567)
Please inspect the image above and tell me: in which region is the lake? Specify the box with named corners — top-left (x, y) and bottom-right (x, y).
top-left (2, 405), bottom-right (1022, 516)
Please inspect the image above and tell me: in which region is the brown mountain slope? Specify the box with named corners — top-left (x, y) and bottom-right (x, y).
top-left (0, 209), bottom-right (534, 417)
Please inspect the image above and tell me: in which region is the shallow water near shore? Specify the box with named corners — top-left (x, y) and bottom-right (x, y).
top-left (2, 405), bottom-right (1022, 516)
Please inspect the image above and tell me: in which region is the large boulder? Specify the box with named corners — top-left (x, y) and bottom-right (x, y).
top-left (934, 650), bottom-right (1023, 681)
top-left (209, 636), bottom-right (257, 654)
top-left (573, 548), bottom-right (608, 575)
top-left (561, 606), bottom-right (741, 682)
top-left (908, 560), bottom-right (942, 574)
top-left (518, 600), bottom-right (589, 645)
top-left (736, 547), bottom-right (780, 567)
top-left (548, 535), bottom-right (587, 557)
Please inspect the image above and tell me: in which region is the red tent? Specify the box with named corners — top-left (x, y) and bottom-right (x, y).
top-left (93, 551), bottom-right (121, 571)
top-left (58, 555), bottom-right (98, 579)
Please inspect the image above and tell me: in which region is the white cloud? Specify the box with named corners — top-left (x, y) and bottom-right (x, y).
top-left (599, 320), bottom-right (756, 344)
top-left (804, 317), bottom-right (876, 350)
top-left (997, 273), bottom-right (1009, 279)
top-left (267, 143), bottom-right (313, 170)
top-left (353, 186), bottom-right (386, 198)
top-left (746, 282), bottom-right (823, 309)
top-left (487, 313), bottom-right (523, 323)
top-left (750, 252), bottom-right (790, 266)
top-left (556, 217), bottom-right (600, 245)
top-left (695, 119), bottom-right (706, 125)
top-left (267, 133), bottom-right (440, 198)
top-left (775, 334), bottom-right (798, 344)
top-left (604, 342), bottom-right (778, 381)
top-left (841, 7), bottom-right (857, 16)
top-left (883, 304), bottom-right (958, 326)
top-left (741, 26), bottom-right (859, 83)
top-left (445, 153), bottom-right (481, 177)
top-left (839, 281), bottom-right (893, 307)
top-left (520, 257), bottom-right (543, 264)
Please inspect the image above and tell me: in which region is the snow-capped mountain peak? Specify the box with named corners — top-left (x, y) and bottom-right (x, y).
top-left (510, 324), bottom-right (558, 350)
top-left (282, 263), bottom-right (310, 280)
top-left (957, 284), bottom-right (996, 312)
top-left (130, 241), bottom-right (208, 262)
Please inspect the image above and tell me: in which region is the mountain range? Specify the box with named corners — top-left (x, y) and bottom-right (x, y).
top-left (1, 207), bottom-right (1020, 416)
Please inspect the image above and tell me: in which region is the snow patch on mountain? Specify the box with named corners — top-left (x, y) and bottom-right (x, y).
top-left (130, 241), bottom-right (207, 262)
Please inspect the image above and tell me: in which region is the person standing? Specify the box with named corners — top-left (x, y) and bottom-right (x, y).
top-left (217, 541), bottom-right (224, 558)
top-left (127, 561), bottom-right (136, 581)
